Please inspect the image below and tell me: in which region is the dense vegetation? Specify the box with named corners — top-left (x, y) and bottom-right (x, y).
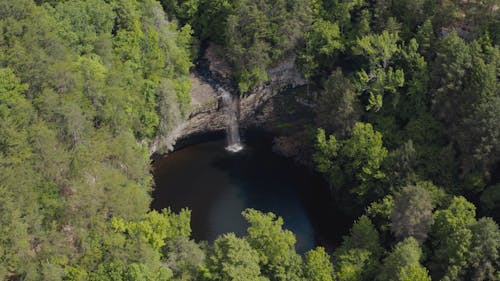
top-left (0, 0), bottom-right (499, 280)
top-left (0, 0), bottom-right (192, 279)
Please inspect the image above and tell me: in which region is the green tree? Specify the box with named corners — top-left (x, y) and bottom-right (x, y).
top-left (334, 249), bottom-right (373, 281)
top-left (224, 0), bottom-right (313, 93)
top-left (390, 185), bottom-right (433, 242)
top-left (0, 68), bottom-right (32, 163)
top-left (164, 237), bottom-right (205, 280)
top-left (298, 19), bottom-right (344, 79)
top-left (340, 122), bottom-right (388, 201)
top-left (0, 184), bottom-right (32, 279)
top-left (242, 209), bottom-right (303, 281)
top-left (382, 140), bottom-right (418, 188)
top-left (467, 217), bottom-right (500, 281)
top-left (431, 32), bottom-right (472, 126)
top-left (378, 237), bottom-right (424, 281)
top-left (303, 247), bottom-right (334, 281)
top-left (457, 96), bottom-right (500, 179)
top-left (431, 34), bottom-right (499, 186)
top-left (396, 39), bottom-right (430, 121)
top-left (333, 214), bottom-right (383, 280)
top-left (399, 264), bottom-right (432, 281)
top-left (0, 68), bottom-right (40, 279)
top-left (314, 69), bottom-right (361, 138)
top-left (194, 0), bottom-right (232, 43)
top-left (162, 0), bottom-right (200, 24)
top-left (336, 215), bottom-right (383, 258)
top-left (314, 123), bottom-right (387, 205)
top-left (225, 0), bottom-right (270, 93)
top-left (53, 0), bottom-right (115, 54)
top-left (431, 196), bottom-right (477, 280)
top-left (319, 0), bottom-right (364, 34)
top-left (367, 195), bottom-right (394, 241)
top-left (415, 20), bottom-right (435, 60)
top-left (111, 209), bottom-right (191, 251)
top-left (88, 262), bottom-right (172, 281)
top-left (354, 31), bottom-right (400, 69)
top-left (481, 183), bottom-right (500, 221)
top-left (353, 31), bottom-right (404, 111)
top-left (391, 0), bottom-right (427, 33)
top-left (204, 233), bottom-right (268, 281)
top-left (433, 0), bottom-right (462, 29)
top-left (431, 33), bottom-right (498, 133)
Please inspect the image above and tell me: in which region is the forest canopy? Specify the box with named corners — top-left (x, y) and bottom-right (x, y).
top-left (0, 0), bottom-right (193, 279)
top-left (0, 0), bottom-right (499, 280)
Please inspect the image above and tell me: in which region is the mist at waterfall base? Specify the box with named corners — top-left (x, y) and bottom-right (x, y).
top-left (152, 135), bottom-right (352, 253)
top-left (219, 87), bottom-right (243, 153)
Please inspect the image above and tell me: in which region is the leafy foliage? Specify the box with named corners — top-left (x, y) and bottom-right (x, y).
top-left (314, 69), bottom-right (361, 138)
top-left (1, 0), bottom-right (500, 280)
top-left (315, 122), bottom-right (388, 206)
top-left (378, 237), bottom-right (425, 281)
top-left (303, 247), bottom-right (334, 281)
top-left (467, 217), bottom-right (500, 281)
top-left (390, 185), bottom-right (433, 242)
top-left (431, 196), bottom-right (477, 280)
top-left (204, 233), bottom-right (268, 281)
top-left (225, 0), bottom-right (314, 92)
top-left (242, 209), bottom-right (303, 281)
top-left (0, 0), bottom-right (193, 279)
top-left (399, 264), bottom-right (432, 281)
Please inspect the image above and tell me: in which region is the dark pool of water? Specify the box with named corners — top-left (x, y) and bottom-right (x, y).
top-left (152, 135), bottom-right (352, 253)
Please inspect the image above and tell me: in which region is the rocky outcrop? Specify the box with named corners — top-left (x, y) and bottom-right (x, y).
top-left (204, 43), bottom-right (232, 81)
top-left (150, 44), bottom-right (307, 154)
top-left (239, 55), bottom-right (307, 127)
top-left (149, 74), bottom-right (222, 154)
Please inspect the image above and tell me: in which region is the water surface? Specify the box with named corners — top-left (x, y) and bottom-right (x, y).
top-left (152, 136), bottom-right (351, 252)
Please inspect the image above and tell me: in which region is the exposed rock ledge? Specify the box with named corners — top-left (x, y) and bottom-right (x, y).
top-left (150, 43), bottom-right (307, 154)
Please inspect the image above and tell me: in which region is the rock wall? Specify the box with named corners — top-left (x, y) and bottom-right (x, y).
top-left (240, 55), bottom-right (307, 127)
top-left (150, 44), bottom-right (307, 154)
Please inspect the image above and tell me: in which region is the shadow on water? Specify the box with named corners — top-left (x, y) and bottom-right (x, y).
top-left (151, 133), bottom-right (352, 253)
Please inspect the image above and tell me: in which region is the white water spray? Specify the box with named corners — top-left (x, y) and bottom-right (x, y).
top-left (219, 87), bottom-right (243, 152)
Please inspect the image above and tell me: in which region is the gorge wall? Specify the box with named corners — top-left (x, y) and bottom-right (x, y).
top-left (150, 43), bottom-right (308, 155)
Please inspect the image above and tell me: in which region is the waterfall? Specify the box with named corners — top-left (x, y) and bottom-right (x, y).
top-left (219, 87), bottom-right (243, 152)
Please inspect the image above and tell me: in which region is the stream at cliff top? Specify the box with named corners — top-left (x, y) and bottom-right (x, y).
top-left (152, 135), bottom-right (351, 253)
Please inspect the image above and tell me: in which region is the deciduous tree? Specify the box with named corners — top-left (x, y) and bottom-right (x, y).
top-left (204, 233), bottom-right (268, 281)
top-left (304, 247), bottom-right (334, 281)
top-left (242, 209), bottom-right (303, 281)
top-left (467, 217), bottom-right (500, 281)
top-left (391, 185), bottom-right (433, 242)
top-left (378, 237), bottom-right (424, 281)
top-left (431, 196), bottom-right (477, 280)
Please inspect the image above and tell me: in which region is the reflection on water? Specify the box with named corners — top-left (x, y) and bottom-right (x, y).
top-left (152, 136), bottom-right (351, 253)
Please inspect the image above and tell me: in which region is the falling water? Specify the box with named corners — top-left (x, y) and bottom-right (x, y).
top-left (219, 87), bottom-right (243, 152)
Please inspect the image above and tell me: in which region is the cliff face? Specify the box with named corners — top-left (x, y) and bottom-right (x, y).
top-left (150, 43), bottom-right (307, 154)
